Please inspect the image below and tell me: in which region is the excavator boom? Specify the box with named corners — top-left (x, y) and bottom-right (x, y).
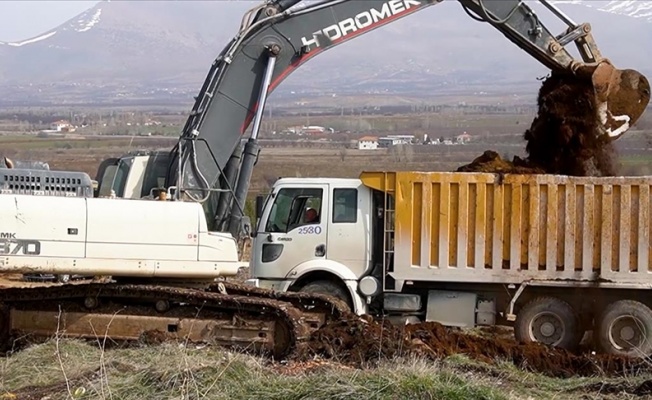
top-left (171, 0), bottom-right (648, 236)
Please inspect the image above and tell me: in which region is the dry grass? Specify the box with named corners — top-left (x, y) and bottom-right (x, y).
top-left (1, 340), bottom-right (506, 400)
top-left (2, 339), bottom-right (652, 399)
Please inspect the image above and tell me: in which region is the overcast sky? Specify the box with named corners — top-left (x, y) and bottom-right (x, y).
top-left (0, 1), bottom-right (99, 42)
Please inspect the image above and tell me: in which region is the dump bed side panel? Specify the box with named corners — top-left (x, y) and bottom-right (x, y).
top-left (360, 171), bottom-right (652, 285)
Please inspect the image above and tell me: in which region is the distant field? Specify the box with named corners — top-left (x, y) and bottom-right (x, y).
top-left (1, 135), bottom-right (524, 196)
top-left (3, 133), bottom-right (652, 196)
top-left (1, 106), bottom-right (652, 196)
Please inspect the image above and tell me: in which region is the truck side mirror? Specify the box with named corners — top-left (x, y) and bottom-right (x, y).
top-left (255, 195), bottom-right (265, 221)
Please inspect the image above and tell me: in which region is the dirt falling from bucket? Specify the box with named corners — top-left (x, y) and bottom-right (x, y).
top-left (458, 72), bottom-right (620, 176)
top-left (523, 72), bottom-right (618, 176)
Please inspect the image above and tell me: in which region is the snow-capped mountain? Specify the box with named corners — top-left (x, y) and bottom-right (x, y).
top-left (0, 6), bottom-right (103, 47)
top-left (551, 1), bottom-right (652, 21)
top-left (1, 0), bottom-right (651, 105)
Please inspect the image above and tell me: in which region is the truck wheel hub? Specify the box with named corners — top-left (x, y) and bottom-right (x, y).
top-left (540, 322), bottom-right (556, 337)
top-left (531, 312), bottom-right (564, 344)
top-left (610, 316), bottom-right (643, 349)
top-left (620, 326), bottom-right (635, 341)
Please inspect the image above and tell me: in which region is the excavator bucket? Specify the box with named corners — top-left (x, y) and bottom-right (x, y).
top-left (575, 61), bottom-right (650, 141)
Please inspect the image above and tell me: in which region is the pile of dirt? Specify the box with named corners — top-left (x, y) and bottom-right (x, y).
top-left (458, 72), bottom-right (621, 176)
top-left (304, 317), bottom-right (648, 378)
top-left (456, 150), bottom-right (544, 174)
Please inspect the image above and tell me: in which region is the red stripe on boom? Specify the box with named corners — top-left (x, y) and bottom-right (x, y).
top-left (240, 2), bottom-right (428, 134)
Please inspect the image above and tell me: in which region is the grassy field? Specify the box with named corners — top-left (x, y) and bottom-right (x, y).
top-left (2, 338), bottom-right (651, 400)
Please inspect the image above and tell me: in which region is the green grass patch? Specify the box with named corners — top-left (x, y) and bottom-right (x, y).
top-left (3, 339), bottom-right (652, 399)
top-left (0, 340), bottom-right (511, 400)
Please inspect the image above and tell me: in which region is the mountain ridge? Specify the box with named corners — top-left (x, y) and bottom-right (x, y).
top-left (1, 0), bottom-right (651, 106)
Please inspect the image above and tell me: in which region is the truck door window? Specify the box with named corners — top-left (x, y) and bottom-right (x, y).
top-left (333, 188), bottom-right (358, 223)
top-left (265, 188), bottom-right (323, 233)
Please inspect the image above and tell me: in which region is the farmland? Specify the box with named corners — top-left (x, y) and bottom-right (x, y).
top-left (2, 105), bottom-right (652, 196)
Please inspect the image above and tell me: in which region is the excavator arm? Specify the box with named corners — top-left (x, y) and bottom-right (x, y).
top-left (168, 0), bottom-right (648, 236)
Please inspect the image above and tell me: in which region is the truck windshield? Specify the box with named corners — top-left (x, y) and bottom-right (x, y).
top-left (265, 188), bottom-right (322, 233)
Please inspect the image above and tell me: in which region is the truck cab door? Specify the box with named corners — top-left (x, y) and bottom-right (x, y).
top-left (326, 185), bottom-right (370, 277)
top-left (251, 185), bottom-right (328, 280)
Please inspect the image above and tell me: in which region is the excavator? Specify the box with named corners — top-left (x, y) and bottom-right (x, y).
top-left (0, 0), bottom-right (649, 358)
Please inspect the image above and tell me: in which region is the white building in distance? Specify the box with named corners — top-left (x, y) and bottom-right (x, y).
top-left (50, 120), bottom-right (74, 132)
top-left (378, 134), bottom-right (414, 148)
top-left (357, 136), bottom-right (379, 150)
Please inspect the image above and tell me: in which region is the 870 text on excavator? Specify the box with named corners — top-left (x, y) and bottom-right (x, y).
top-left (1, 0), bottom-right (651, 362)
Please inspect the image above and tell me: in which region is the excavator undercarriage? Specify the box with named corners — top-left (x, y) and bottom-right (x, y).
top-left (0, 281), bottom-right (350, 358)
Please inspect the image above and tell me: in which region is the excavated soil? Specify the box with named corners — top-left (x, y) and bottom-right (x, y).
top-left (303, 316), bottom-right (648, 378)
top-left (524, 72), bottom-right (617, 176)
top-left (458, 72), bottom-right (617, 176)
top-left (456, 150), bottom-right (545, 174)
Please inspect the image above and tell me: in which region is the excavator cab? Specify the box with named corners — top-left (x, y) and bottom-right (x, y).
top-left (94, 150), bottom-right (171, 199)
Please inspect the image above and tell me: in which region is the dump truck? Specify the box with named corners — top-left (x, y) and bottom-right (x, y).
top-left (248, 171), bottom-right (652, 357)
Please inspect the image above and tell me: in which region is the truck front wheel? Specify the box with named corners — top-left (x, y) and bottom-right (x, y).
top-left (514, 297), bottom-right (582, 350)
top-left (299, 280), bottom-right (352, 310)
top-left (596, 299), bottom-right (652, 357)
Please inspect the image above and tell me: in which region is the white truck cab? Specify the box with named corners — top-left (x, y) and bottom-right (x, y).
top-left (248, 177), bottom-right (374, 314)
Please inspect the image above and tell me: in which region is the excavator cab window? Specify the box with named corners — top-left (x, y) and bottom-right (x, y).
top-left (265, 188), bottom-right (322, 233)
top-left (95, 157), bottom-right (130, 198)
top-left (140, 152), bottom-right (170, 198)
top-left (110, 158), bottom-right (132, 198)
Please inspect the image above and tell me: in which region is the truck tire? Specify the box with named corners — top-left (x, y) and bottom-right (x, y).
top-left (299, 280), bottom-right (352, 310)
top-left (595, 299), bottom-right (652, 357)
top-left (514, 297), bottom-right (582, 350)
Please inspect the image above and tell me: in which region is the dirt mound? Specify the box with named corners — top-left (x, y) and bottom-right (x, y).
top-left (304, 317), bottom-right (647, 378)
top-left (456, 150), bottom-right (544, 174)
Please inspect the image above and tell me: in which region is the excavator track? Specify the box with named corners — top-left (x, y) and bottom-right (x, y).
top-left (0, 282), bottom-right (351, 359)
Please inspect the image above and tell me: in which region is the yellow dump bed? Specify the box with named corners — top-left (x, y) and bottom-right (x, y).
top-left (360, 171), bottom-right (652, 286)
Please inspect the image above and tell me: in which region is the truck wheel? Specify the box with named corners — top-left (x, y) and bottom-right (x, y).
top-left (299, 280), bottom-right (352, 310)
top-left (514, 297), bottom-right (582, 350)
top-left (596, 299), bottom-right (652, 357)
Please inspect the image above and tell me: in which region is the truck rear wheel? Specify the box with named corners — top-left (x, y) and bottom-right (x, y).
top-left (514, 297), bottom-right (582, 350)
top-left (596, 299), bottom-right (652, 357)
top-left (299, 280), bottom-right (352, 310)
